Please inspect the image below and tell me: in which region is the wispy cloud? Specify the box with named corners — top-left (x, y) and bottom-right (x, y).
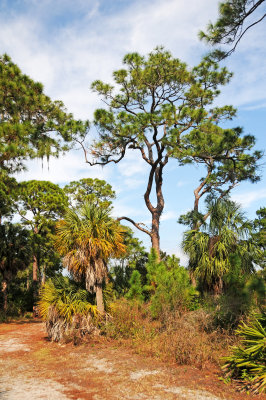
top-left (242, 102), bottom-right (266, 111)
top-left (176, 180), bottom-right (187, 188)
top-left (14, 151), bottom-right (110, 185)
top-left (161, 210), bottom-right (177, 222)
top-left (232, 189), bottom-right (266, 208)
top-left (117, 151), bottom-right (148, 178)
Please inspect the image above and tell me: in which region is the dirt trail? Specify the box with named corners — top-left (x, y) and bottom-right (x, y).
top-left (0, 321), bottom-right (263, 400)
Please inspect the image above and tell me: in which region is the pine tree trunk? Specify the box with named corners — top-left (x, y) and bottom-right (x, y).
top-left (96, 283), bottom-right (104, 313)
top-left (151, 213), bottom-right (161, 261)
top-left (1, 280), bottom-right (7, 312)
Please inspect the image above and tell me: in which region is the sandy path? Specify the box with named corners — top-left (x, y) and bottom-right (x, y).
top-left (0, 321), bottom-right (262, 400)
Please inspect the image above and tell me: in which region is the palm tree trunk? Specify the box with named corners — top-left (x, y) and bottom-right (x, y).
top-left (26, 269), bottom-right (30, 290)
top-left (189, 270), bottom-right (197, 288)
top-left (96, 283), bottom-right (104, 313)
top-left (41, 265), bottom-right (46, 286)
top-left (32, 254), bottom-right (38, 302)
top-left (213, 277), bottom-right (223, 297)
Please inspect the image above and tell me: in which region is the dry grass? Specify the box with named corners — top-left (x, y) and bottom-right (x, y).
top-left (105, 299), bottom-right (232, 369)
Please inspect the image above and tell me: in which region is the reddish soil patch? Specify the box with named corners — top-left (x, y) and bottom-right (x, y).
top-left (0, 320), bottom-right (265, 400)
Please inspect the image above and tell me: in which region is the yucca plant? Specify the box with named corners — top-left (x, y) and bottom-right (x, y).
top-left (223, 314), bottom-right (266, 394)
top-left (38, 278), bottom-right (99, 342)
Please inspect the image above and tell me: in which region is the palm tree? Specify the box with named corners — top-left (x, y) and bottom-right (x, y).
top-left (55, 202), bottom-right (126, 313)
top-left (182, 198), bottom-right (258, 295)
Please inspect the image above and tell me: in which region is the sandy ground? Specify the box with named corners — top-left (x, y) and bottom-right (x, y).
top-left (0, 321), bottom-right (264, 400)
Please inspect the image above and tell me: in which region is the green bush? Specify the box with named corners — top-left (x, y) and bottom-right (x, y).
top-left (212, 272), bottom-right (266, 329)
top-left (223, 313), bottom-right (266, 394)
top-left (126, 270), bottom-right (144, 302)
top-left (144, 250), bottom-right (198, 318)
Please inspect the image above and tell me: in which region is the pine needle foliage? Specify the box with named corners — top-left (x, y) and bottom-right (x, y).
top-left (223, 314), bottom-right (266, 394)
top-left (126, 270), bottom-right (144, 302)
top-left (144, 249), bottom-right (198, 317)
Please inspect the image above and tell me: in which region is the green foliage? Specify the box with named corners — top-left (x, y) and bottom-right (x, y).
top-left (180, 126), bottom-right (261, 212)
top-left (55, 202), bottom-right (126, 290)
top-left (86, 47), bottom-right (261, 254)
top-left (0, 53), bottom-right (88, 176)
top-left (110, 228), bottom-right (148, 297)
top-left (0, 223), bottom-right (31, 284)
top-left (15, 180), bottom-right (68, 297)
top-left (212, 272), bottom-right (264, 329)
top-left (17, 179), bottom-right (67, 267)
top-left (64, 178), bottom-right (115, 209)
top-left (55, 202), bottom-right (126, 313)
top-left (182, 198), bottom-right (259, 294)
top-left (146, 252), bottom-right (198, 317)
top-left (126, 270), bottom-right (144, 302)
top-left (39, 277), bottom-right (98, 323)
top-left (223, 314), bottom-right (266, 394)
top-left (253, 207), bottom-right (266, 269)
top-left (0, 222), bottom-right (32, 313)
top-left (199, 0), bottom-right (266, 58)
top-left (18, 180), bottom-right (68, 228)
top-left (144, 248), bottom-right (164, 295)
top-left (0, 174), bottom-right (18, 220)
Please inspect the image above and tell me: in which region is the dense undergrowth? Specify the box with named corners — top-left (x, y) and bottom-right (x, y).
top-left (37, 250), bottom-right (265, 394)
top-left (104, 299), bottom-right (231, 369)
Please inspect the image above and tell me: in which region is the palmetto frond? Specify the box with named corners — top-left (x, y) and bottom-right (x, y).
top-left (55, 202), bottom-right (126, 292)
top-left (223, 314), bottom-right (266, 394)
top-left (38, 279), bottom-right (98, 323)
top-left (182, 199), bottom-right (256, 292)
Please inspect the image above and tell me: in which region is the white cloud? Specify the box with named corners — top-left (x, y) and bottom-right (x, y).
top-left (117, 151), bottom-right (148, 178)
top-left (1, 0), bottom-right (265, 120)
top-left (242, 102), bottom-right (266, 111)
top-left (173, 248), bottom-right (189, 267)
top-left (14, 151), bottom-right (110, 185)
top-left (160, 210), bottom-right (176, 222)
top-left (176, 180), bottom-right (186, 188)
top-left (124, 178), bottom-right (145, 189)
top-left (0, 0), bottom-right (221, 121)
top-left (232, 189), bottom-right (266, 208)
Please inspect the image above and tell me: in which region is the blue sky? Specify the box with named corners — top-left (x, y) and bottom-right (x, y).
top-left (1, 0), bottom-right (265, 263)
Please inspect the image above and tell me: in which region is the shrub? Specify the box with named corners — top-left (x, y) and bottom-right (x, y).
top-left (144, 251), bottom-right (198, 318)
top-left (212, 272), bottom-right (266, 330)
top-left (126, 270), bottom-right (144, 302)
top-left (223, 313), bottom-right (266, 394)
top-left (38, 277), bottom-right (99, 342)
top-left (105, 298), bottom-right (228, 368)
